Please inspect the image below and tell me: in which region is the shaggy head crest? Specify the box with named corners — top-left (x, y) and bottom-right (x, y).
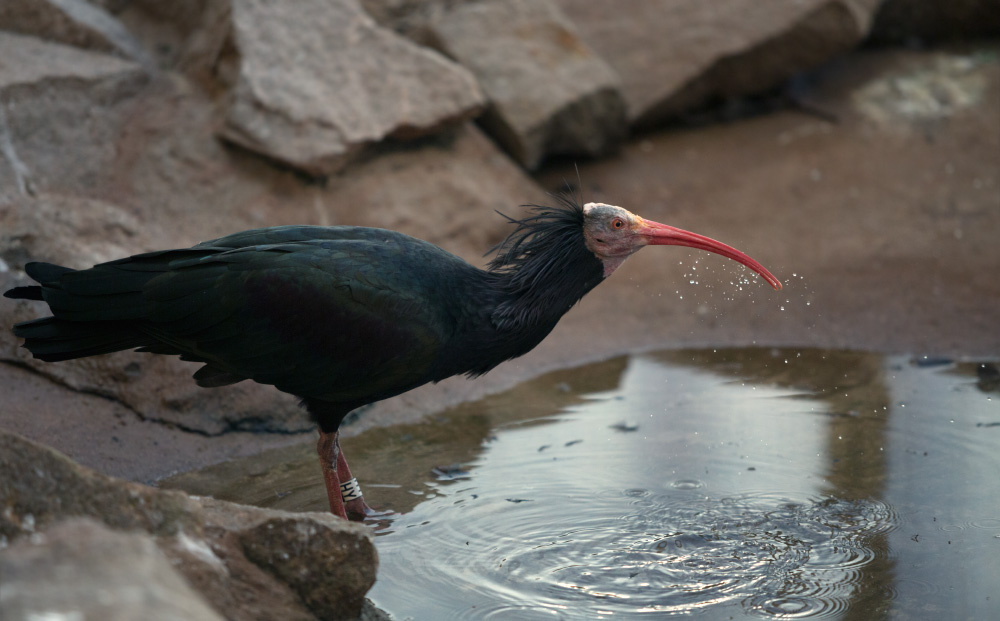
top-left (487, 194), bottom-right (588, 289)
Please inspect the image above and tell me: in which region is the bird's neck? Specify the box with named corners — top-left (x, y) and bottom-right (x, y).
top-left (489, 239), bottom-right (605, 333)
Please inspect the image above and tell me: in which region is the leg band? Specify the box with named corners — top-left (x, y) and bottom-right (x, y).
top-left (340, 477), bottom-right (363, 502)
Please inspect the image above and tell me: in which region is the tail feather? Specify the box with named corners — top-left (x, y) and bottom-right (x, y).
top-left (6, 261), bottom-right (153, 362)
top-left (4, 263), bottom-right (73, 301)
top-left (12, 316), bottom-right (146, 362)
top-left (6, 252), bottom-right (234, 364)
top-left (3, 285), bottom-right (43, 301)
top-left (24, 262), bottom-right (74, 284)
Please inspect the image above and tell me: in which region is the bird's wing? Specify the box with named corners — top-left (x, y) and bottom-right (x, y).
top-left (193, 225), bottom-right (392, 250)
top-left (132, 229), bottom-right (465, 403)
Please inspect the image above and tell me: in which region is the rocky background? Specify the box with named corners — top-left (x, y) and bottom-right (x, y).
top-left (1, 1), bottom-right (997, 619)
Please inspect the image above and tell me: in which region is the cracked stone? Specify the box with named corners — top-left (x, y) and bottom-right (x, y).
top-left (216, 0), bottom-right (485, 176)
top-left (428, 0), bottom-right (626, 169)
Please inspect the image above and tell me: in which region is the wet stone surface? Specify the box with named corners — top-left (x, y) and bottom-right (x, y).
top-left (163, 348), bottom-right (1000, 619)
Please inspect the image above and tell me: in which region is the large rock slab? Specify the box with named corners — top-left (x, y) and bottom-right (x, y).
top-left (0, 429), bottom-right (203, 541)
top-left (553, 0), bottom-right (882, 127)
top-left (0, 430), bottom-right (378, 621)
top-left (0, 518), bottom-right (224, 621)
top-left (0, 359), bottom-right (305, 484)
top-left (217, 0), bottom-right (485, 176)
top-left (428, 0), bottom-right (626, 169)
top-left (0, 0), bottom-right (154, 68)
top-left (0, 31), bottom-right (147, 201)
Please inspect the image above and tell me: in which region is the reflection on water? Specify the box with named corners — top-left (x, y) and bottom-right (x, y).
top-left (162, 350), bottom-right (1000, 619)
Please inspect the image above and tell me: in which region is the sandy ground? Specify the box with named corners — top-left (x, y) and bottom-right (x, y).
top-left (2, 46), bottom-right (997, 483)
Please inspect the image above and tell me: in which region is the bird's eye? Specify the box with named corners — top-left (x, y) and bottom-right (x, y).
top-left (612, 218), bottom-right (625, 229)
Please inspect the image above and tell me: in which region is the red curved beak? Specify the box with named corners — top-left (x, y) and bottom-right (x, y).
top-left (638, 217), bottom-right (782, 290)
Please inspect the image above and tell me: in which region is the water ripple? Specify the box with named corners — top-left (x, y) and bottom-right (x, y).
top-left (376, 490), bottom-right (897, 618)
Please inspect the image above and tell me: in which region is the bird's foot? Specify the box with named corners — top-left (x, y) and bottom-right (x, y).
top-left (338, 475), bottom-right (372, 521)
top-left (345, 497), bottom-right (388, 522)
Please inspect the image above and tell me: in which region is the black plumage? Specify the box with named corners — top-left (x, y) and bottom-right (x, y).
top-left (5, 196), bottom-right (779, 519)
top-left (5, 197), bottom-right (603, 433)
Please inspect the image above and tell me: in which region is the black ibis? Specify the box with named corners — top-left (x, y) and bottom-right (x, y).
top-left (4, 198), bottom-right (780, 520)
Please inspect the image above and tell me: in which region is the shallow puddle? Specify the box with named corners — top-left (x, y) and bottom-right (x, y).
top-left (162, 348), bottom-right (1000, 619)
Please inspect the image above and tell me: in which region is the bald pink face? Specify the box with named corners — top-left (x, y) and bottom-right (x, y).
top-left (581, 202), bottom-right (781, 288)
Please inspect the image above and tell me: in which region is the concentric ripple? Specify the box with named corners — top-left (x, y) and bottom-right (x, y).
top-left (373, 487), bottom-right (897, 619)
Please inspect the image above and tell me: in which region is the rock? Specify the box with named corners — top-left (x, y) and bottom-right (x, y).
top-left (216, 0), bottom-right (485, 176)
top-left (553, 0), bottom-right (882, 127)
top-left (850, 52), bottom-right (991, 128)
top-left (240, 514), bottom-right (378, 620)
top-left (0, 518), bottom-right (225, 621)
top-left (0, 31), bottom-right (147, 201)
top-left (0, 193), bottom-right (151, 271)
top-left (166, 497), bottom-right (379, 621)
top-left (91, 0), bottom-right (212, 70)
top-left (428, 0), bottom-right (626, 169)
top-left (0, 358), bottom-right (308, 484)
top-left (0, 0), bottom-right (154, 68)
top-left (0, 428), bottom-right (202, 541)
top-left (325, 125), bottom-right (547, 256)
top-left (357, 0), bottom-right (439, 36)
top-left (0, 430), bottom-right (378, 621)
top-left (869, 0), bottom-right (1000, 44)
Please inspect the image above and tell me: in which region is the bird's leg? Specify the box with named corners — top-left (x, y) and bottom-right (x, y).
top-left (317, 429), bottom-right (348, 519)
top-left (317, 428), bottom-right (376, 521)
top-left (336, 444), bottom-right (376, 521)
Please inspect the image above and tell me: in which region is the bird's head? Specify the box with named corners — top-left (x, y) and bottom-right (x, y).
top-left (582, 202), bottom-right (782, 289)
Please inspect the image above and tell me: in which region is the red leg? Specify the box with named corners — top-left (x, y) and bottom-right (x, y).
top-left (317, 428), bottom-right (378, 521)
top-left (317, 429), bottom-right (348, 519)
top-left (336, 444), bottom-right (376, 521)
